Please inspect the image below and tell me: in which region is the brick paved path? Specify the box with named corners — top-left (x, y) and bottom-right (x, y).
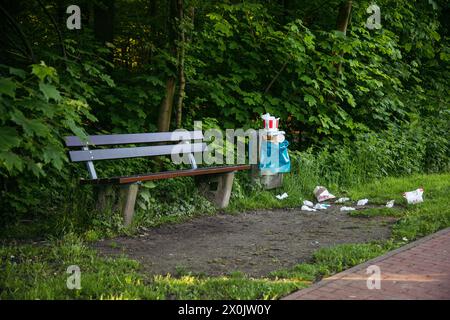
top-left (284, 227), bottom-right (450, 300)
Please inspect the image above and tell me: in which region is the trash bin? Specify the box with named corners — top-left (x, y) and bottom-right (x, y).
top-left (259, 140), bottom-right (291, 174)
top-left (258, 113), bottom-right (290, 189)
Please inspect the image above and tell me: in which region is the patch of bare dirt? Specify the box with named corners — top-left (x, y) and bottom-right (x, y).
top-left (94, 206), bottom-right (397, 277)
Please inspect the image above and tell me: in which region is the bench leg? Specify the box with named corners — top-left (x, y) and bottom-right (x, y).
top-left (196, 172), bottom-right (235, 209)
top-left (215, 172), bottom-right (234, 208)
top-left (119, 183), bottom-right (139, 226)
top-left (96, 185), bottom-right (115, 212)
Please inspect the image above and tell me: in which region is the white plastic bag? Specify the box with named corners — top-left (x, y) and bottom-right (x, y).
top-left (340, 206), bottom-right (356, 211)
top-left (313, 203), bottom-right (330, 210)
top-left (301, 205), bottom-right (317, 212)
top-left (303, 200), bottom-right (314, 207)
top-left (386, 200), bottom-right (395, 208)
top-left (335, 197), bottom-right (350, 203)
top-left (276, 192), bottom-right (288, 200)
top-left (357, 199), bottom-right (369, 206)
top-left (314, 186), bottom-right (336, 202)
top-left (403, 188), bottom-right (424, 204)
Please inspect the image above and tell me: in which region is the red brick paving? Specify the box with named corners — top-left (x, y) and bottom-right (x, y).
top-left (283, 227), bottom-right (450, 300)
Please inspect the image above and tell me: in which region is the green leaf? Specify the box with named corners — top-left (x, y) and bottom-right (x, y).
top-left (11, 111), bottom-right (50, 137)
top-left (9, 67), bottom-right (27, 79)
top-left (0, 151), bottom-right (24, 173)
top-left (39, 82), bottom-right (62, 102)
top-left (63, 119), bottom-right (88, 142)
top-left (142, 181), bottom-right (156, 189)
top-left (31, 61), bottom-right (58, 82)
top-left (99, 74), bottom-right (115, 87)
top-left (0, 78), bottom-right (17, 98)
top-left (304, 94), bottom-right (317, 107)
top-left (300, 75), bottom-right (313, 85)
top-left (347, 95), bottom-right (356, 107)
top-left (0, 127), bottom-right (21, 151)
top-left (42, 145), bottom-right (64, 170)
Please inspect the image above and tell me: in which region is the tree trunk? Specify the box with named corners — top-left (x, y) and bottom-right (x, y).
top-left (157, 0), bottom-right (178, 132)
top-left (157, 77), bottom-right (176, 132)
top-left (94, 0), bottom-right (115, 43)
top-left (336, 0), bottom-right (352, 35)
top-left (335, 0), bottom-right (352, 74)
top-left (175, 0), bottom-right (186, 128)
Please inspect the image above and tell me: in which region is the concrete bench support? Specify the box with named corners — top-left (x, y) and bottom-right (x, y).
top-left (119, 183), bottom-right (139, 226)
top-left (196, 172), bottom-right (235, 209)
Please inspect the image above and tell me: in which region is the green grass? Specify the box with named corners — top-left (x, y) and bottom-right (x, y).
top-left (348, 207), bottom-right (405, 217)
top-left (348, 173), bottom-right (450, 241)
top-left (0, 233), bottom-right (308, 300)
top-left (1, 173), bottom-right (449, 299)
top-left (270, 242), bottom-right (397, 281)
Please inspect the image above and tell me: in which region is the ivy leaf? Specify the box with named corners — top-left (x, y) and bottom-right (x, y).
top-left (39, 82), bottom-right (62, 102)
top-left (0, 78), bottom-right (17, 98)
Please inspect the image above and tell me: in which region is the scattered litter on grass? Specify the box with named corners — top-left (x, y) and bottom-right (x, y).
top-left (357, 199), bottom-right (369, 206)
top-left (276, 192), bottom-right (288, 200)
top-left (340, 206), bottom-right (356, 211)
top-left (386, 200), bottom-right (395, 208)
top-left (314, 186), bottom-right (336, 202)
top-left (313, 203), bottom-right (330, 210)
top-left (301, 205), bottom-right (317, 212)
top-left (303, 200), bottom-right (314, 207)
top-left (403, 188), bottom-right (424, 204)
top-left (335, 197), bottom-right (350, 203)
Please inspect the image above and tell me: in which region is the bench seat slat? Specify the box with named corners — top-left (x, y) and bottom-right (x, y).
top-left (65, 130), bottom-right (203, 147)
top-left (80, 165), bottom-right (251, 185)
top-left (69, 142), bottom-right (206, 162)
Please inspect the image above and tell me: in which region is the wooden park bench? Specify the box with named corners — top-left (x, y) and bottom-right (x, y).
top-left (65, 130), bottom-right (250, 226)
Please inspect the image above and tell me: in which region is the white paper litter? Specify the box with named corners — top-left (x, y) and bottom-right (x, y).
top-left (314, 186), bottom-right (336, 202)
top-left (313, 203), bottom-right (330, 210)
top-left (340, 206), bottom-right (356, 211)
top-left (301, 205), bottom-right (317, 212)
top-left (335, 197), bottom-right (350, 203)
top-left (303, 200), bottom-right (314, 207)
top-left (386, 200), bottom-right (395, 208)
top-left (357, 199), bottom-right (369, 206)
top-left (276, 192), bottom-right (288, 200)
top-left (403, 188), bottom-right (424, 204)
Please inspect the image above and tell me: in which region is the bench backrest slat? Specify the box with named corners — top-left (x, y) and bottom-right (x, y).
top-left (65, 130), bottom-right (203, 147)
top-left (69, 142), bottom-right (206, 162)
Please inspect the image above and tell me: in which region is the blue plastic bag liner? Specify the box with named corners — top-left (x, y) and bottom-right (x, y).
top-left (259, 140), bottom-right (291, 174)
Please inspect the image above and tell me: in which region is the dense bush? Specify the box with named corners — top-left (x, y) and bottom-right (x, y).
top-left (290, 118), bottom-right (450, 189)
top-left (0, 0), bottom-right (449, 232)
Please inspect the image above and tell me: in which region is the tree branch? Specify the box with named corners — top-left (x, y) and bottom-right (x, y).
top-left (0, 4), bottom-right (36, 63)
top-left (36, 0), bottom-right (67, 63)
top-left (264, 61), bottom-right (288, 94)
